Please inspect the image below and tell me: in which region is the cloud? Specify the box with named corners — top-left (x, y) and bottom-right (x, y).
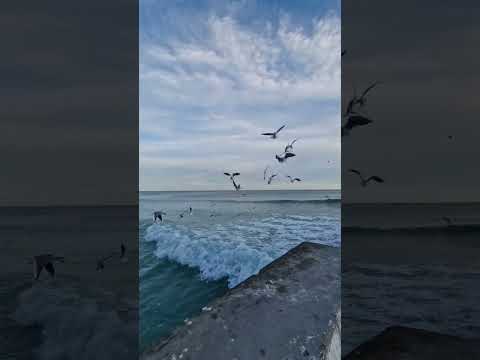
top-left (140, 6), bottom-right (340, 190)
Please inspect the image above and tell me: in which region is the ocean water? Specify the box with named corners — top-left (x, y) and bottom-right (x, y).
top-left (342, 203), bottom-right (480, 355)
top-left (0, 206), bottom-right (138, 360)
top-left (139, 190), bottom-right (340, 351)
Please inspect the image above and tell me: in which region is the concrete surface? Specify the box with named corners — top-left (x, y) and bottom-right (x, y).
top-left (142, 242), bottom-right (340, 360)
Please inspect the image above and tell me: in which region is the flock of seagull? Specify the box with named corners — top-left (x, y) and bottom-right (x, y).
top-left (29, 243), bottom-right (127, 280)
top-left (222, 124), bottom-right (303, 191)
top-left (152, 50), bottom-right (383, 225)
top-left (342, 50), bottom-right (385, 187)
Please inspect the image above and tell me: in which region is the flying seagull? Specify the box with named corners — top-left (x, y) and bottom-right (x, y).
top-left (267, 173), bottom-right (277, 185)
top-left (344, 82), bottom-right (380, 116)
top-left (179, 206), bottom-right (193, 219)
top-left (153, 211), bottom-right (166, 222)
top-left (224, 172), bottom-right (240, 179)
top-left (349, 169), bottom-right (384, 187)
top-left (275, 152), bottom-right (296, 163)
top-left (262, 125), bottom-right (285, 139)
top-left (286, 175), bottom-right (301, 183)
top-left (342, 114), bottom-right (373, 137)
top-left (355, 81), bottom-right (380, 108)
top-left (263, 166), bottom-right (270, 181)
top-left (31, 254), bottom-right (65, 280)
top-left (96, 254), bottom-right (115, 271)
top-left (284, 139), bottom-right (298, 153)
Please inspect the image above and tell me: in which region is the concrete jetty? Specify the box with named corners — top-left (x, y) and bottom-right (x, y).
top-left (142, 242), bottom-right (340, 360)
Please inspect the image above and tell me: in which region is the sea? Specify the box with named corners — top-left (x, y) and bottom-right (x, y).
top-left (139, 190), bottom-right (341, 351)
top-left (0, 206), bottom-right (138, 360)
top-left (342, 203), bottom-right (480, 355)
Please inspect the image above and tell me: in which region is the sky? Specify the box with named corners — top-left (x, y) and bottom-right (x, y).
top-left (342, 0), bottom-right (480, 203)
top-left (1, 1), bottom-right (138, 206)
top-left (140, 0), bottom-right (341, 191)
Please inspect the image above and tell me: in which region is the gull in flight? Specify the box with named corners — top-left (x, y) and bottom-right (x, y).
top-left (267, 173), bottom-right (277, 185)
top-left (349, 169), bottom-right (384, 187)
top-left (224, 172), bottom-right (240, 181)
top-left (284, 139), bottom-right (298, 153)
top-left (262, 125), bottom-right (285, 139)
top-left (31, 254), bottom-right (65, 280)
top-left (344, 82), bottom-right (380, 116)
top-left (179, 207), bottom-right (193, 218)
top-left (275, 152), bottom-right (296, 163)
top-left (342, 115), bottom-right (373, 137)
top-left (263, 166), bottom-right (270, 181)
top-left (98, 244), bottom-right (128, 270)
top-left (286, 175), bottom-right (301, 183)
top-left (153, 211), bottom-right (166, 222)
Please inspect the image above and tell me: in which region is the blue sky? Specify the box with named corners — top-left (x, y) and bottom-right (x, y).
top-left (140, 0), bottom-right (341, 191)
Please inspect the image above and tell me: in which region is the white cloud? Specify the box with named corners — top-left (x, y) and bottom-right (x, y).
top-left (140, 12), bottom-right (340, 190)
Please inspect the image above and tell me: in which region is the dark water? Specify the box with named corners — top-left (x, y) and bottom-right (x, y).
top-left (140, 190), bottom-right (340, 351)
top-left (342, 203), bottom-right (480, 355)
top-left (0, 206), bottom-right (138, 360)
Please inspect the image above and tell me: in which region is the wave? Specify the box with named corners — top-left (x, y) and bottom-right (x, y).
top-left (343, 223), bottom-right (480, 233)
top-left (144, 215), bottom-right (340, 288)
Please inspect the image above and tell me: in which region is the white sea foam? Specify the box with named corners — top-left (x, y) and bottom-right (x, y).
top-left (145, 215), bottom-right (339, 288)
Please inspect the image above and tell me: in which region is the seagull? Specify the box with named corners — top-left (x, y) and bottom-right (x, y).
top-left (224, 172), bottom-right (240, 181)
top-left (355, 81), bottom-right (380, 108)
top-left (348, 169), bottom-right (384, 187)
top-left (31, 254), bottom-right (65, 280)
top-left (267, 173), bottom-right (277, 185)
top-left (263, 166), bottom-right (270, 181)
top-left (284, 139), bottom-right (298, 153)
top-left (96, 254), bottom-right (115, 271)
top-left (153, 211), bottom-right (166, 222)
top-left (179, 206), bottom-right (193, 219)
top-left (342, 115), bottom-right (373, 136)
top-left (286, 175), bottom-right (301, 183)
top-left (262, 125), bottom-right (285, 139)
top-left (275, 152), bottom-right (296, 163)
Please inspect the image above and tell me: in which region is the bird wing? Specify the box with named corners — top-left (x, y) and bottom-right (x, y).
top-left (348, 169), bottom-right (362, 179)
top-left (34, 260), bottom-right (43, 279)
top-left (232, 172), bottom-right (240, 177)
top-left (284, 153), bottom-right (296, 158)
top-left (261, 132), bottom-right (274, 136)
top-left (275, 125), bottom-right (286, 134)
top-left (294, 178), bottom-right (302, 182)
top-left (367, 176), bottom-right (384, 183)
top-left (360, 82), bottom-right (379, 98)
top-left (224, 172), bottom-right (231, 176)
top-left (44, 262), bottom-right (55, 277)
top-left (263, 167), bottom-right (269, 180)
top-left (291, 139), bottom-right (298, 146)
top-left (286, 175), bottom-right (292, 180)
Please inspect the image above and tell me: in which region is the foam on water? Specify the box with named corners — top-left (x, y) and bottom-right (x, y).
top-left (145, 215), bottom-right (340, 288)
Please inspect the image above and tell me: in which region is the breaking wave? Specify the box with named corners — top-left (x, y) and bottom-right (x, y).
top-left (145, 215), bottom-right (340, 288)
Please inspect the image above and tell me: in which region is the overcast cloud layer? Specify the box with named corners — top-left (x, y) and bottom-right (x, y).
top-left (140, 0), bottom-right (341, 191)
